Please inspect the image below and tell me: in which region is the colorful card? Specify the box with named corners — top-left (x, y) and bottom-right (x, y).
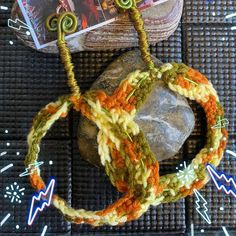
top-left (17, 0), bottom-right (167, 49)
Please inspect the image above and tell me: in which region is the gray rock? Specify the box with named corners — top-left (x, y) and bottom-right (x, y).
top-left (77, 50), bottom-right (195, 167)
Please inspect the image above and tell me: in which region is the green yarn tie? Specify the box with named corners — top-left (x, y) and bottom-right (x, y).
top-left (46, 12), bottom-right (80, 97)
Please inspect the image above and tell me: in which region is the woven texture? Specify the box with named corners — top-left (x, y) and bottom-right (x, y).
top-left (0, 0), bottom-right (236, 235)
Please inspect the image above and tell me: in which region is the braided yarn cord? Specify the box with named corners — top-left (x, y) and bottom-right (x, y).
top-left (24, 0), bottom-right (228, 226)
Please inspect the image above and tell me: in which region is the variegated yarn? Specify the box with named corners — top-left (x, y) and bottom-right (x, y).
top-left (24, 0), bottom-right (227, 226)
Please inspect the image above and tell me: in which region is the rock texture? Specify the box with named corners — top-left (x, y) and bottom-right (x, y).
top-left (11, 0), bottom-right (183, 53)
top-left (77, 50), bottom-right (195, 167)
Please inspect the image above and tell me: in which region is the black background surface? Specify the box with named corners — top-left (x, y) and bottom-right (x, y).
top-left (0, 0), bottom-right (235, 235)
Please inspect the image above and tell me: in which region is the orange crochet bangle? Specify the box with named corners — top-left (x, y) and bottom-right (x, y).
top-left (24, 0), bottom-right (228, 226)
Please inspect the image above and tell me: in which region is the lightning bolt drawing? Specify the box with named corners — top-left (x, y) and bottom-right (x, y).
top-left (19, 161), bottom-right (44, 177)
top-left (193, 189), bottom-right (211, 224)
top-left (8, 18), bottom-right (30, 31)
top-left (28, 179), bottom-right (55, 226)
top-left (206, 164), bottom-right (236, 198)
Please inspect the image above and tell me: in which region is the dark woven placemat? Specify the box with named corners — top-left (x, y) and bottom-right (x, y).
top-left (183, 0), bottom-right (236, 23)
top-left (0, 140), bottom-right (71, 235)
top-left (0, 0), bottom-right (236, 235)
top-left (186, 138), bottom-right (236, 231)
top-left (0, 1), bottom-right (12, 26)
top-left (183, 24), bottom-right (236, 136)
top-left (0, 27), bottom-right (70, 139)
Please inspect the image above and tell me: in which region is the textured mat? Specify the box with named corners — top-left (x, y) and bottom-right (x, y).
top-left (0, 1), bottom-right (11, 26)
top-left (0, 27), bottom-right (70, 140)
top-left (183, 0), bottom-right (236, 23)
top-left (186, 138), bottom-right (236, 232)
top-left (0, 140), bottom-right (71, 235)
top-left (183, 25), bottom-right (236, 136)
top-left (0, 0), bottom-right (236, 235)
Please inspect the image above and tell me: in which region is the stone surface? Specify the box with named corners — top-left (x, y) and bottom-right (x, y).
top-left (11, 0), bottom-right (183, 53)
top-left (77, 50), bottom-right (195, 167)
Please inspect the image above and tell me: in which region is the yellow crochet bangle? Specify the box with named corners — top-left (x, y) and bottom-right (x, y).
top-left (24, 0), bottom-right (228, 226)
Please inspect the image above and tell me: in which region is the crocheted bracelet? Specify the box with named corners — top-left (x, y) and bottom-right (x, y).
top-left (25, 0), bottom-right (228, 226)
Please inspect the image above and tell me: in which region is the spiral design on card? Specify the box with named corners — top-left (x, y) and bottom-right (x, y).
top-left (114, 0), bottom-right (135, 10)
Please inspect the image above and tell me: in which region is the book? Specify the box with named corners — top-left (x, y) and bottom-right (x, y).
top-left (17, 0), bottom-right (167, 49)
